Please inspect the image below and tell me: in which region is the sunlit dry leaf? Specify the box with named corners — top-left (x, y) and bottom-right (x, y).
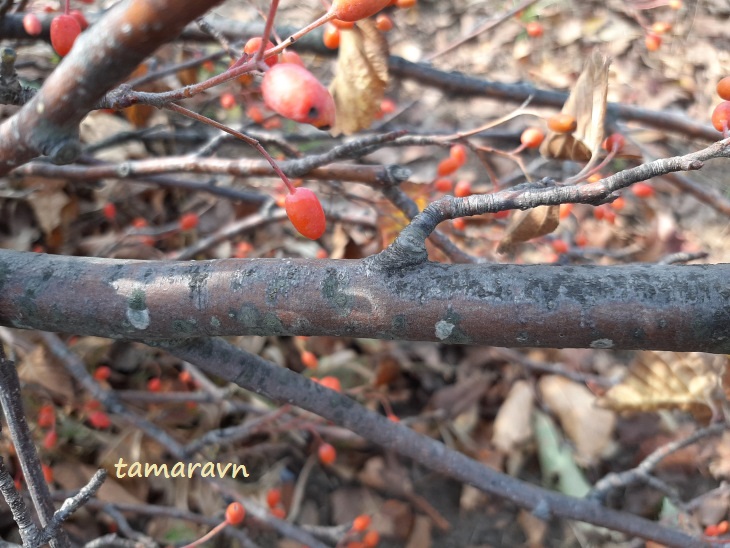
top-left (26, 189), bottom-right (71, 238)
top-left (496, 205), bottom-right (560, 253)
top-left (330, 19), bottom-right (389, 136)
top-left (492, 380), bottom-right (534, 454)
top-left (598, 352), bottom-right (728, 420)
top-left (540, 50), bottom-right (610, 164)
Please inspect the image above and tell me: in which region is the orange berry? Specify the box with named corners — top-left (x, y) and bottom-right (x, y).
top-left (284, 187), bottom-right (327, 240)
top-left (717, 521), bottom-right (729, 535)
top-left (23, 13), bottom-right (42, 36)
top-left (379, 98), bottom-right (397, 114)
top-left (705, 524), bottom-right (719, 537)
top-left (668, 0), bottom-right (682, 9)
top-left (316, 249), bottom-right (329, 259)
top-left (271, 506), bottom-right (286, 519)
top-left (261, 63), bottom-right (336, 129)
top-left (243, 37), bottom-right (278, 67)
top-left (246, 104), bottom-right (265, 124)
top-left (319, 376), bottom-right (342, 392)
top-left (88, 410), bottom-right (111, 429)
top-left (318, 443), bottom-right (337, 465)
top-left (331, 18), bottom-right (356, 30)
top-left (434, 178), bottom-right (453, 193)
top-left (179, 370), bottom-right (192, 384)
top-left (716, 77), bottom-right (730, 101)
top-left (266, 488), bottom-right (282, 509)
top-left (301, 351), bottom-right (319, 369)
top-left (225, 502), bottom-right (246, 525)
top-left (330, 0), bottom-right (391, 22)
top-left (587, 173), bottom-right (603, 183)
top-left (387, 413), bottom-right (400, 422)
top-left (601, 133), bottom-right (625, 153)
top-left (42, 463), bottom-right (54, 483)
top-left (38, 404), bottom-right (56, 429)
top-left (645, 33), bottom-right (661, 52)
top-left (147, 378), bottom-right (161, 392)
top-left (711, 101), bottom-right (730, 133)
top-left (437, 157), bottom-right (460, 177)
top-left (395, 0), bottom-right (416, 8)
top-left (375, 13), bottom-right (393, 32)
top-left (454, 180), bottom-right (472, 198)
top-left (220, 92), bottom-right (236, 110)
top-left (179, 212), bottom-right (199, 230)
top-left (449, 144), bottom-right (468, 166)
top-left (593, 206), bottom-right (606, 221)
top-left (611, 196), bottom-right (626, 211)
top-left (94, 365), bottom-right (112, 381)
top-left (453, 218), bottom-right (466, 231)
top-left (43, 430), bottom-right (58, 450)
top-left (50, 14), bottom-right (81, 56)
top-left (559, 203), bottom-right (573, 220)
top-left (547, 114), bottom-right (577, 134)
top-left (525, 21), bottom-right (543, 38)
top-left (651, 21), bottom-right (671, 34)
top-left (603, 209), bottom-right (616, 224)
top-left (323, 24), bottom-right (341, 49)
top-left (233, 241), bottom-right (253, 258)
top-left (520, 127), bottom-right (544, 148)
top-left (352, 514), bottom-right (371, 532)
top-left (102, 202), bottom-right (116, 221)
top-left (551, 240), bottom-right (569, 254)
top-left (131, 217), bottom-right (147, 229)
top-left (281, 50), bottom-right (305, 66)
top-left (363, 530), bottom-right (380, 547)
top-left (631, 182), bottom-right (655, 198)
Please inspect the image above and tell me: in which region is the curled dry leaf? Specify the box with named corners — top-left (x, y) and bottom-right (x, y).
top-left (598, 352), bottom-right (728, 421)
top-left (496, 205), bottom-right (560, 253)
top-left (540, 50), bottom-right (610, 166)
top-left (329, 19), bottom-right (389, 136)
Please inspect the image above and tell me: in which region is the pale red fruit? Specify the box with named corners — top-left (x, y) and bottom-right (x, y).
top-left (520, 127), bottom-right (544, 148)
top-left (711, 101), bottom-right (730, 133)
top-left (601, 133), bottom-right (625, 153)
top-left (244, 37), bottom-right (278, 67)
top-left (50, 14), bottom-right (81, 56)
top-left (645, 33), bottom-right (661, 51)
top-left (23, 13), bottom-right (42, 36)
top-left (717, 77), bottom-right (730, 101)
top-left (225, 502), bottom-right (245, 525)
top-left (284, 187), bottom-right (327, 240)
top-left (547, 114), bottom-right (577, 133)
top-left (281, 50), bottom-right (305, 66)
top-left (526, 22), bottom-right (543, 37)
top-left (318, 443), bottom-right (337, 465)
top-left (261, 64), bottom-right (335, 129)
top-left (330, 0), bottom-right (391, 22)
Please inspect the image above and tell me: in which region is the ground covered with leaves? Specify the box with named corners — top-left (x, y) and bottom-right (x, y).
top-left (1, 0), bottom-right (730, 547)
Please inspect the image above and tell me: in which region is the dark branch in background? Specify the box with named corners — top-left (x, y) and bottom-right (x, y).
top-left (0, 456), bottom-right (38, 546)
top-left (153, 336), bottom-right (703, 548)
top-left (0, 347), bottom-right (70, 548)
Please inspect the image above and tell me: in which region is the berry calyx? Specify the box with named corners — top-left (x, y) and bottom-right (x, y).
top-left (330, 0), bottom-right (391, 22)
top-left (261, 63), bottom-right (336, 129)
top-left (284, 187), bottom-right (326, 240)
top-left (23, 13), bottom-right (42, 36)
top-left (318, 443), bottom-right (337, 465)
top-left (520, 127), bottom-right (545, 148)
top-left (711, 101), bottom-right (730, 133)
top-left (547, 114), bottom-right (577, 134)
top-left (50, 14), bottom-right (81, 57)
top-left (226, 502), bottom-right (246, 525)
top-left (601, 133), bottom-right (625, 153)
top-left (243, 37), bottom-right (278, 67)
top-left (717, 77), bottom-right (730, 101)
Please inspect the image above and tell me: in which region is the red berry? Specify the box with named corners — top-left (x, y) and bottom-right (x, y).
top-left (179, 370), bottom-right (192, 384)
top-left (631, 182), bottom-right (655, 198)
top-left (711, 101), bottom-right (730, 133)
top-left (551, 240), bottom-right (569, 254)
top-left (131, 217), bottom-right (147, 229)
top-left (717, 77), bottom-right (730, 101)
top-left (271, 506), bottom-right (286, 519)
top-left (94, 365), bottom-right (112, 381)
top-left (452, 218), bottom-right (466, 231)
top-left (319, 376), bottom-right (342, 392)
top-left (266, 488), bottom-right (282, 509)
top-left (330, 0), bottom-right (391, 22)
top-left (611, 196), bottom-right (626, 211)
top-left (301, 351), bottom-right (319, 369)
top-left (449, 144), bottom-right (468, 166)
top-left (281, 50), bottom-right (305, 66)
top-left (547, 114), bottom-right (577, 134)
top-left (520, 127), bottom-right (544, 148)
top-left (50, 14), bottom-right (81, 57)
top-left (363, 530), bottom-right (380, 547)
top-left (261, 64), bottom-right (336, 129)
top-left (375, 13), bottom-right (393, 32)
top-left (246, 104), bottom-right (265, 124)
top-left (526, 22), bottom-right (544, 38)
top-left (717, 521), bottom-right (730, 535)
top-left (38, 404), bottom-right (56, 429)
top-left (220, 92), bottom-right (236, 110)
top-left (88, 410), bottom-right (111, 429)
top-left (559, 203), bottom-right (573, 219)
top-left (434, 178), bottom-right (453, 193)
top-left (179, 212), bottom-right (199, 230)
top-left (352, 514), bottom-right (371, 532)
top-left (323, 24), bottom-right (341, 49)
top-left (437, 157), bottom-right (460, 177)
top-left (705, 524), bottom-right (719, 537)
top-left (284, 187), bottom-right (327, 240)
top-left (602, 133), bottom-right (625, 153)
top-left (243, 37), bottom-right (278, 67)
top-left (69, 10), bottom-right (88, 30)
top-left (225, 502), bottom-right (246, 525)
top-left (651, 21), bottom-right (671, 34)
top-left (318, 443), bottom-right (337, 465)
top-left (379, 98), bottom-right (396, 114)
top-left (645, 33), bottom-right (661, 52)
top-left (42, 463), bottom-right (54, 483)
top-left (147, 378), bottom-right (161, 392)
top-left (23, 13), bottom-right (42, 36)
top-left (454, 180), bottom-right (472, 198)
top-left (43, 430), bottom-right (58, 450)
top-left (102, 202), bottom-right (116, 221)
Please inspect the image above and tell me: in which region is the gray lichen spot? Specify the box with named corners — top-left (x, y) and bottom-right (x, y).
top-left (237, 303), bottom-right (260, 328)
top-left (590, 338), bottom-right (614, 349)
top-left (126, 307), bottom-right (150, 330)
top-left (210, 316), bottom-right (221, 328)
top-left (435, 320), bottom-right (454, 340)
top-left (173, 319), bottom-right (197, 334)
top-left (322, 268), bottom-right (352, 315)
top-left (128, 289), bottom-right (146, 311)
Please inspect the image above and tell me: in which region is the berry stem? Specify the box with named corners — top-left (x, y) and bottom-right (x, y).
top-left (165, 103), bottom-right (296, 193)
top-left (180, 520), bottom-right (227, 548)
top-left (64, 0), bottom-right (70, 15)
top-left (256, 0), bottom-right (280, 65)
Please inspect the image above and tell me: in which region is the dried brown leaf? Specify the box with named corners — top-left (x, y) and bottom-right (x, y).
top-left (598, 352), bottom-right (728, 420)
top-left (540, 50), bottom-right (610, 164)
top-left (496, 205), bottom-right (560, 253)
top-left (17, 345), bottom-right (75, 400)
top-left (492, 380), bottom-right (534, 453)
top-left (329, 20), bottom-right (389, 136)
